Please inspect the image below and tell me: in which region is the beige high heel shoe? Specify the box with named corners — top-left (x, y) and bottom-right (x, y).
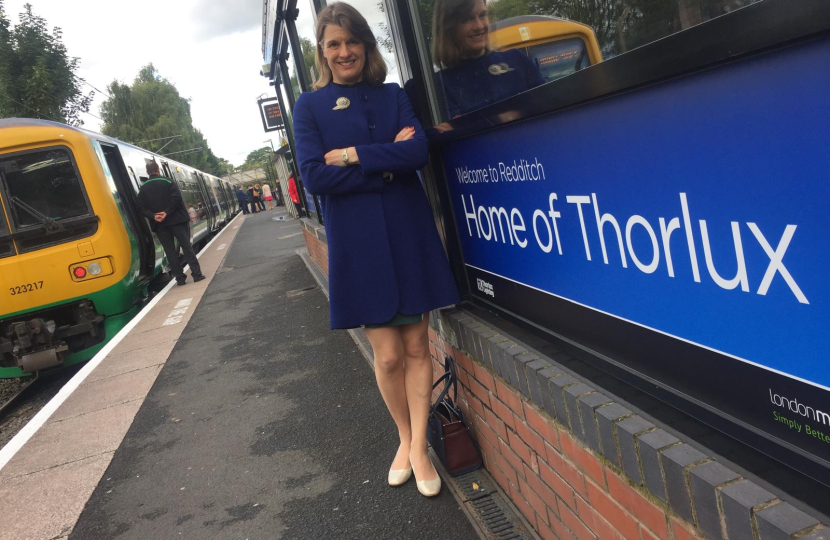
top-left (411, 454), bottom-right (441, 497)
top-left (388, 466), bottom-right (412, 487)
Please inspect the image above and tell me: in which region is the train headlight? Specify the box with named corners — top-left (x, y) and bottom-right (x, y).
top-left (70, 257), bottom-right (114, 282)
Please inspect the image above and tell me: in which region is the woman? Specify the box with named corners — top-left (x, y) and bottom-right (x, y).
top-left (262, 182), bottom-right (274, 210)
top-left (293, 2), bottom-right (460, 497)
top-left (247, 185), bottom-right (258, 213)
top-left (253, 183), bottom-right (265, 211)
top-left (432, 0), bottom-right (544, 119)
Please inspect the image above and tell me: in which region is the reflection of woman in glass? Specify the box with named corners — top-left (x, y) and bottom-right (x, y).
top-left (293, 2), bottom-right (460, 498)
top-left (432, 0), bottom-right (544, 118)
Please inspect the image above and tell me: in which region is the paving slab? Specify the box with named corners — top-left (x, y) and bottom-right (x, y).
top-left (0, 399), bottom-right (143, 481)
top-left (113, 324), bottom-right (183, 355)
top-left (0, 452), bottom-right (113, 540)
top-left (86, 340), bottom-right (176, 383)
top-left (49, 365), bottom-right (163, 423)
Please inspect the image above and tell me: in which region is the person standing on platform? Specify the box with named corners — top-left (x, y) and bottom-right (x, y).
top-left (247, 184), bottom-right (259, 213)
top-left (287, 177), bottom-right (304, 217)
top-left (261, 182), bottom-right (274, 210)
top-left (293, 2), bottom-right (460, 498)
top-left (254, 183), bottom-right (265, 211)
top-left (137, 161), bottom-right (205, 286)
top-left (236, 186), bottom-right (250, 214)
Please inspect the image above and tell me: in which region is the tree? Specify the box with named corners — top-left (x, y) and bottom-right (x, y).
top-left (289, 37), bottom-right (318, 93)
top-left (237, 147), bottom-right (279, 186)
top-left (0, 1), bottom-right (92, 125)
top-left (100, 64), bottom-right (227, 176)
top-left (239, 147), bottom-right (272, 170)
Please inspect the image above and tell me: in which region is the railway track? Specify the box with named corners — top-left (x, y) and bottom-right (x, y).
top-left (0, 375), bottom-right (39, 416)
top-left (0, 369), bottom-right (78, 449)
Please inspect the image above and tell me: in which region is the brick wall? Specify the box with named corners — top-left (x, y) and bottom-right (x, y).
top-left (426, 312), bottom-right (827, 540)
top-left (300, 218), bottom-right (328, 276)
top-left (298, 226), bottom-right (827, 540)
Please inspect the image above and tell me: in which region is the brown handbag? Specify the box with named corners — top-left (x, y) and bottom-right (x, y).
top-left (427, 355), bottom-right (483, 476)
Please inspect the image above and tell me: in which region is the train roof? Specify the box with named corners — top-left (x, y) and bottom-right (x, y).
top-left (0, 118), bottom-right (224, 180)
top-left (489, 15), bottom-right (592, 31)
top-left (1, 117), bottom-right (140, 151)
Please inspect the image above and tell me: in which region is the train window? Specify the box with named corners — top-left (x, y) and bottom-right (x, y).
top-left (526, 38), bottom-right (589, 83)
top-left (0, 195), bottom-right (12, 258)
top-left (126, 167), bottom-right (141, 193)
top-left (0, 147), bottom-right (91, 228)
top-left (411, 0), bottom-right (762, 122)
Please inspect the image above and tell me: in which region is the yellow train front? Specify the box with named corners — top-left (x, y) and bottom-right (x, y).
top-left (0, 119), bottom-right (239, 378)
top-left (489, 15), bottom-right (603, 83)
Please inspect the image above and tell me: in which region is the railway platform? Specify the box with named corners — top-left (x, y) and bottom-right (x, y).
top-left (0, 210), bottom-right (480, 540)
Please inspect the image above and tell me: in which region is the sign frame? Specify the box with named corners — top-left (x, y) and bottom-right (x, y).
top-left (437, 36), bottom-right (830, 487)
top-left (258, 97), bottom-right (284, 132)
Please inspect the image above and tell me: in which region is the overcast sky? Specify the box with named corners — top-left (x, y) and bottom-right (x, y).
top-left (3, 0), bottom-right (399, 167)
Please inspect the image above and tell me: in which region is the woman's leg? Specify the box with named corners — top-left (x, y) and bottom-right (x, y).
top-left (399, 316), bottom-right (438, 481)
top-left (364, 326), bottom-right (412, 470)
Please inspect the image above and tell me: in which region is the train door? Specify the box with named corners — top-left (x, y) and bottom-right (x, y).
top-left (208, 176), bottom-right (227, 224)
top-left (99, 143), bottom-right (155, 282)
top-left (224, 182), bottom-right (238, 214)
top-left (194, 172), bottom-right (217, 232)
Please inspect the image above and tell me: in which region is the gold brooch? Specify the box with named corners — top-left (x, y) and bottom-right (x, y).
top-left (333, 97), bottom-right (350, 110)
top-left (488, 63), bottom-right (514, 75)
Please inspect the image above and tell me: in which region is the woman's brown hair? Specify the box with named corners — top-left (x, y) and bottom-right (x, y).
top-left (314, 2), bottom-right (387, 89)
top-left (432, 0), bottom-right (490, 69)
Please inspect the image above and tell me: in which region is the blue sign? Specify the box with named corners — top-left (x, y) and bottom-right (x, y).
top-left (441, 38), bottom-right (830, 396)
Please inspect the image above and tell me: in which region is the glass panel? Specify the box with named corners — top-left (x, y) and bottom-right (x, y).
top-left (286, 37), bottom-right (304, 98)
top-left (176, 168), bottom-right (210, 238)
top-left (0, 198), bottom-right (9, 235)
top-left (295, 0), bottom-right (319, 88)
top-left (412, 0), bottom-right (762, 122)
top-left (0, 148), bottom-right (90, 228)
top-left (527, 38), bottom-right (590, 83)
top-left (0, 194), bottom-right (13, 258)
top-left (344, 0), bottom-right (402, 85)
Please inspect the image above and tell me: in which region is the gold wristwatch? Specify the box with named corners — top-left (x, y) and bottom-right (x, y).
top-left (341, 148), bottom-right (349, 165)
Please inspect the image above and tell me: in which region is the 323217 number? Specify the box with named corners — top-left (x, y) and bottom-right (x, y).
top-left (9, 281), bottom-right (44, 296)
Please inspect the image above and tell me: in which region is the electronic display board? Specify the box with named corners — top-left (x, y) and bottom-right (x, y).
top-left (258, 98), bottom-right (284, 132)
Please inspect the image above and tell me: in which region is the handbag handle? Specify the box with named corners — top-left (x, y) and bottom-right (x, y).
top-left (430, 355), bottom-right (460, 417)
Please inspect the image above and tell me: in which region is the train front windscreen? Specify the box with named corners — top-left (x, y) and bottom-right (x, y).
top-left (0, 147), bottom-right (97, 253)
top-left (527, 38), bottom-right (591, 83)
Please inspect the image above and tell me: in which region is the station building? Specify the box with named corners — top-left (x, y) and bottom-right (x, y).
top-left (261, 1), bottom-right (830, 539)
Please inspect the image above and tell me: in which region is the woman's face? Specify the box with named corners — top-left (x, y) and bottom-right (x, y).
top-left (457, 0), bottom-right (489, 58)
top-left (321, 25), bottom-right (366, 85)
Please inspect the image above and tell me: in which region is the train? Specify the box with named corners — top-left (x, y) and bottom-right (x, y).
top-left (488, 15), bottom-right (603, 84)
top-left (0, 118), bottom-right (240, 378)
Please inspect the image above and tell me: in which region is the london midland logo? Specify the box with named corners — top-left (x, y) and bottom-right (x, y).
top-left (770, 389), bottom-right (830, 443)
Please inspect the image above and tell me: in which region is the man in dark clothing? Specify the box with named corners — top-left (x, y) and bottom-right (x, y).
top-left (235, 186), bottom-right (249, 214)
top-left (247, 185), bottom-right (258, 213)
top-left (136, 161), bottom-right (205, 286)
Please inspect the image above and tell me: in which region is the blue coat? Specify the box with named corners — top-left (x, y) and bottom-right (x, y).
top-left (293, 82), bottom-right (460, 329)
top-left (437, 49), bottom-right (544, 118)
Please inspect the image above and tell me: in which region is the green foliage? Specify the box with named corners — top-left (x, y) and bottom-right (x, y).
top-left (100, 64), bottom-right (227, 176)
top-left (0, 1), bottom-right (92, 125)
top-left (417, 0), bottom-right (757, 62)
top-left (239, 147), bottom-right (272, 170)
top-left (236, 146), bottom-right (279, 185)
top-left (289, 37), bottom-right (317, 93)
